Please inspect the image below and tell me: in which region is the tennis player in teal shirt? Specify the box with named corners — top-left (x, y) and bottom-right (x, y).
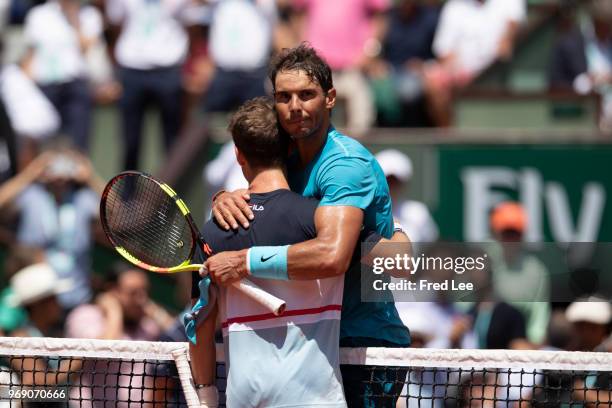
top-left (207, 44), bottom-right (410, 407)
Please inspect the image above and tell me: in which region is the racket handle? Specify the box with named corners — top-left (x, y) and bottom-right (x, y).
top-left (232, 279), bottom-right (286, 316)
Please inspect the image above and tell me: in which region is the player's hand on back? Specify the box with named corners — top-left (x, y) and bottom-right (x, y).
top-left (205, 249), bottom-right (249, 285)
top-left (212, 189), bottom-right (253, 230)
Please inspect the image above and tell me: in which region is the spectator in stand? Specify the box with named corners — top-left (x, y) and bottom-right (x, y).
top-left (0, 148), bottom-right (105, 311)
top-left (488, 201), bottom-right (551, 345)
top-left (292, 0), bottom-right (390, 136)
top-left (375, 149), bottom-right (438, 253)
top-left (6, 262), bottom-right (83, 387)
top-left (466, 251), bottom-right (531, 350)
top-left (8, 262), bottom-right (71, 338)
top-left (424, 0), bottom-right (526, 126)
top-left (65, 265), bottom-right (176, 406)
top-left (106, 0), bottom-right (197, 170)
top-left (565, 297), bottom-right (611, 352)
top-left (201, 0), bottom-right (277, 113)
top-left (565, 299), bottom-right (612, 405)
top-left (22, 0), bottom-right (105, 151)
top-left (65, 264), bottom-right (175, 341)
top-left (549, 0), bottom-right (612, 133)
top-left (395, 243), bottom-right (477, 350)
top-left (368, 0), bottom-right (439, 126)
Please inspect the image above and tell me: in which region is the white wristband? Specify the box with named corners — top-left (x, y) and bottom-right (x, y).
top-left (196, 385), bottom-right (219, 408)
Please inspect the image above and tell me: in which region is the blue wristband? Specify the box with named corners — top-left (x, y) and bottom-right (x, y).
top-left (248, 246), bottom-right (290, 280)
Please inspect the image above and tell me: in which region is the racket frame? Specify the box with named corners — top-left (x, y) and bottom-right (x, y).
top-left (100, 171), bottom-right (201, 273)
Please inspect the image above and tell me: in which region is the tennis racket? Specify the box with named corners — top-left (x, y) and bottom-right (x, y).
top-left (100, 171), bottom-right (286, 315)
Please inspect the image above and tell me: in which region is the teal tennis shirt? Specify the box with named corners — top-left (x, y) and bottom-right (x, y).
top-left (288, 126), bottom-right (410, 346)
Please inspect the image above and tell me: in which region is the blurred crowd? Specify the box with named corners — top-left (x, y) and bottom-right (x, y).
top-left (0, 0), bottom-right (610, 167)
top-left (0, 0), bottom-right (610, 405)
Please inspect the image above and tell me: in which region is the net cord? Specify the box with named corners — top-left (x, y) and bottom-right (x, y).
top-left (1, 337), bottom-right (611, 372)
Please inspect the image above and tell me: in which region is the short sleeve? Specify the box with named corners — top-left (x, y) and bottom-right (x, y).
top-left (292, 195), bottom-right (318, 239)
top-left (432, 2), bottom-right (459, 58)
top-left (317, 156), bottom-right (376, 209)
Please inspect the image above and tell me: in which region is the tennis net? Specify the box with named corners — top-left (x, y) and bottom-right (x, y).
top-left (0, 336), bottom-right (610, 407)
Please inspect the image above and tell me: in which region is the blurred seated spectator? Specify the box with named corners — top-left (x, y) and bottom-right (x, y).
top-left (64, 265), bottom-right (175, 405)
top-left (488, 201), bottom-right (551, 345)
top-left (368, 0), bottom-right (439, 126)
top-left (65, 265), bottom-right (175, 341)
top-left (466, 250), bottom-right (531, 350)
top-left (375, 149), bottom-right (438, 253)
top-left (201, 0), bottom-right (277, 114)
top-left (106, 0), bottom-right (197, 170)
top-left (395, 303), bottom-right (448, 408)
top-left (549, 0), bottom-right (612, 133)
top-left (565, 297), bottom-right (611, 352)
top-left (425, 0), bottom-right (526, 126)
top-left (6, 262), bottom-right (83, 387)
top-left (565, 298), bottom-right (612, 405)
top-left (0, 148), bottom-right (105, 310)
top-left (8, 262), bottom-right (70, 338)
top-left (292, 0), bottom-right (390, 136)
top-left (395, 244), bottom-right (477, 350)
top-left (22, 0), bottom-right (105, 151)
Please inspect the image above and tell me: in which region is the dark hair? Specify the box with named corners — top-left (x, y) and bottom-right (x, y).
top-left (269, 43), bottom-right (333, 93)
top-left (228, 97), bottom-right (286, 168)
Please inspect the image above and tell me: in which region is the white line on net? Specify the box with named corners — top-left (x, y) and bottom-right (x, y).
top-left (1, 337), bottom-right (611, 372)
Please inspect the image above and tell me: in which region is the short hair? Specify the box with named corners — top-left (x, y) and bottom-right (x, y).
top-left (269, 43), bottom-right (333, 93)
top-left (227, 97), bottom-right (286, 168)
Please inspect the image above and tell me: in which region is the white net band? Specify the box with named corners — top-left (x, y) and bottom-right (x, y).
top-left (1, 336), bottom-right (611, 371)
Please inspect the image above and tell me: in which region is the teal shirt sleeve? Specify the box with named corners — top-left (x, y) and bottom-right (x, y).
top-left (317, 156), bottom-right (376, 209)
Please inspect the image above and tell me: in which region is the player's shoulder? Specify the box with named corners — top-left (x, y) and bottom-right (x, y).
top-left (326, 129), bottom-right (374, 160)
top-left (262, 189), bottom-right (318, 214)
top-left (318, 129), bottom-right (376, 173)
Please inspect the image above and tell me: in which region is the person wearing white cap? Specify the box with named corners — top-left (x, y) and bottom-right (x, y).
top-left (565, 297), bottom-right (612, 405)
top-left (7, 262), bottom-right (82, 387)
top-left (374, 149), bottom-right (438, 251)
top-left (8, 262), bottom-right (73, 338)
top-left (565, 297), bottom-right (611, 351)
